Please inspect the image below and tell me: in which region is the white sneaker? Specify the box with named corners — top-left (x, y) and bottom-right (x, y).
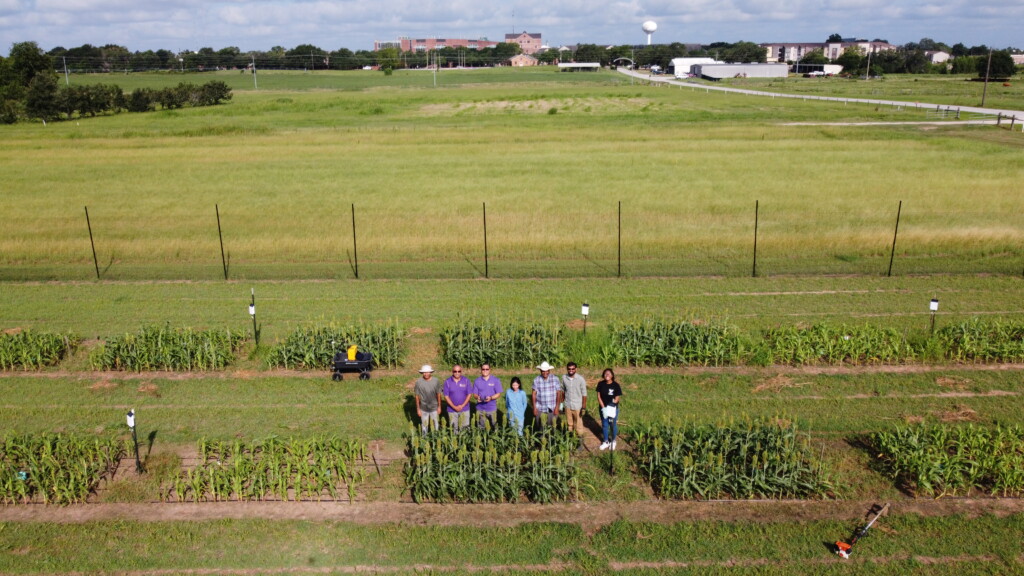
top-left (611, 441), bottom-right (617, 451)
top-left (599, 442), bottom-right (609, 451)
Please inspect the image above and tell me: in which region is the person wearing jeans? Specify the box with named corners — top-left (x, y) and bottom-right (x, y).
top-left (596, 368), bottom-right (623, 450)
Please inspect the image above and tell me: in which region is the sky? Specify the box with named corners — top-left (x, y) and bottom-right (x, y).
top-left (1, 0), bottom-right (1021, 56)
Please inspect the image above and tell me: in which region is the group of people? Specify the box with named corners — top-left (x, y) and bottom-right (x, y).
top-left (412, 360), bottom-right (624, 450)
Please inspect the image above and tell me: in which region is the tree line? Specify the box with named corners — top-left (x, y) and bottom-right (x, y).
top-left (1, 42), bottom-right (232, 124)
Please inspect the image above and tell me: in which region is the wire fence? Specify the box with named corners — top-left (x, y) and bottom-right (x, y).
top-left (1, 201), bottom-right (1022, 281)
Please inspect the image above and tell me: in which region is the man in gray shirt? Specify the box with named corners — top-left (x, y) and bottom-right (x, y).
top-left (562, 362), bottom-right (587, 449)
top-left (413, 365), bottom-right (442, 434)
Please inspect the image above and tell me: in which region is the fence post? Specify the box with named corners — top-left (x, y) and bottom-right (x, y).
top-left (887, 200), bottom-right (902, 277)
top-left (84, 206), bottom-right (100, 279)
top-left (617, 200), bottom-right (622, 278)
top-left (483, 202), bottom-right (489, 279)
top-left (351, 203), bottom-right (359, 279)
top-left (216, 204), bottom-right (228, 280)
top-left (752, 200), bottom-right (759, 278)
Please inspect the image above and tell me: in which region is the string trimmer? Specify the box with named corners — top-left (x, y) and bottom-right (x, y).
top-left (835, 503), bottom-right (889, 559)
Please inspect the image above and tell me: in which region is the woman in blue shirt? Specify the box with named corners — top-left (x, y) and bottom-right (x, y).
top-left (505, 377), bottom-right (528, 436)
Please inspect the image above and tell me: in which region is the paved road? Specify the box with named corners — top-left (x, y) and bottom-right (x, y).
top-left (618, 68), bottom-right (1024, 124)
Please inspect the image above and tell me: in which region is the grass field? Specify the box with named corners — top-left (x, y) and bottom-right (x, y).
top-left (2, 68), bottom-right (1024, 575)
top-left (2, 69), bottom-right (1023, 280)
top-left (707, 73), bottom-right (1024, 112)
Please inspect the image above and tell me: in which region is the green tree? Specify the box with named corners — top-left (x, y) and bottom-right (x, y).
top-left (287, 44), bottom-right (327, 69)
top-left (834, 47), bottom-right (863, 73)
top-left (978, 50), bottom-right (1016, 78)
top-left (949, 55), bottom-right (978, 74)
top-left (376, 47), bottom-right (399, 72)
top-left (8, 41), bottom-right (54, 87)
top-left (827, 33), bottom-right (843, 42)
top-left (493, 42), bottom-right (522, 63)
top-left (573, 44), bottom-right (607, 65)
top-left (798, 49), bottom-right (829, 64)
top-left (198, 80), bottom-right (232, 106)
top-left (722, 41), bottom-right (766, 63)
top-left (24, 71), bottom-right (60, 121)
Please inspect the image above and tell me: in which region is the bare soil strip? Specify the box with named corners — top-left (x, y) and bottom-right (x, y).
top-left (3, 499), bottom-right (1023, 531)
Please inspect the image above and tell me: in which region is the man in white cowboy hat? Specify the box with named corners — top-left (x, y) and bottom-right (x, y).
top-left (413, 364), bottom-right (443, 435)
top-left (532, 361), bottom-right (563, 430)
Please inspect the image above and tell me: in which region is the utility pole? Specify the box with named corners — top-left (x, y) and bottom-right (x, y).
top-left (981, 50), bottom-right (993, 106)
top-left (251, 55), bottom-right (258, 89)
top-left (62, 56), bottom-right (70, 87)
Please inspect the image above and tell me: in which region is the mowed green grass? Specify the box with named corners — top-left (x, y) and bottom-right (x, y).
top-left (0, 515), bottom-right (1021, 574)
top-left (3, 369), bottom-right (1022, 445)
top-left (2, 275), bottom-right (1023, 339)
top-left (2, 69), bottom-right (1023, 280)
top-left (707, 73), bottom-right (1024, 112)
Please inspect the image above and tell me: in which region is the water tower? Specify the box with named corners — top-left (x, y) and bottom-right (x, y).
top-left (642, 20), bottom-right (657, 45)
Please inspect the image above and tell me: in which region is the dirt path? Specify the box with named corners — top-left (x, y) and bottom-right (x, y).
top-left (3, 498), bottom-right (1023, 532)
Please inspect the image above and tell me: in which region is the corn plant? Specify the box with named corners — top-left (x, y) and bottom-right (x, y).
top-left (935, 318), bottom-right (1024, 363)
top-left (438, 317), bottom-right (562, 368)
top-left (632, 418), bottom-right (835, 500)
top-left (89, 325), bottom-right (246, 371)
top-left (404, 425), bottom-right (578, 503)
top-left (871, 423), bottom-right (1024, 497)
top-left (171, 435), bottom-right (366, 502)
top-left (757, 324), bottom-right (914, 365)
top-left (608, 320), bottom-right (745, 366)
top-left (0, 331), bottom-right (80, 370)
top-left (269, 322), bottom-right (406, 369)
top-left (1, 434), bottom-right (127, 504)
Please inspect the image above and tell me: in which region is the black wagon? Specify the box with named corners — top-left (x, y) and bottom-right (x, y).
top-left (331, 347), bottom-right (374, 381)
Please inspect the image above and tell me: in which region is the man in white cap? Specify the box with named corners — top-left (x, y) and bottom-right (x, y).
top-left (532, 361), bottom-right (563, 430)
top-left (413, 365), bottom-right (442, 435)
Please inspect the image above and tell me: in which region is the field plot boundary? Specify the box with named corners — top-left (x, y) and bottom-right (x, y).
top-left (3, 498), bottom-right (1024, 527)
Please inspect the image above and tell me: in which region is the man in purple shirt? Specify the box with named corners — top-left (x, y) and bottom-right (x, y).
top-left (443, 365), bottom-right (473, 431)
top-left (472, 363), bottom-right (503, 430)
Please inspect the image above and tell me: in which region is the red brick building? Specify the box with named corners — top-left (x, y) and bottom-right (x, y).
top-left (505, 31), bottom-right (543, 55)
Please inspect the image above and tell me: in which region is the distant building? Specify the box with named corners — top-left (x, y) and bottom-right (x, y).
top-left (926, 51), bottom-right (951, 64)
top-left (1011, 54), bottom-right (1024, 66)
top-left (693, 63), bottom-right (789, 80)
top-left (671, 57), bottom-right (720, 77)
top-left (761, 41), bottom-right (897, 63)
top-left (509, 54), bottom-right (539, 67)
top-left (506, 31), bottom-right (543, 55)
top-left (375, 37), bottom-right (500, 52)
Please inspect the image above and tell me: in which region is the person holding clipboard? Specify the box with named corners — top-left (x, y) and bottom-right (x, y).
top-left (596, 368), bottom-right (623, 451)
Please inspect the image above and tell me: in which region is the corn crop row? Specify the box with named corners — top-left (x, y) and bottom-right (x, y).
top-left (609, 320), bottom-right (743, 366)
top-left (935, 319), bottom-right (1024, 363)
top-left (404, 425), bottom-right (578, 503)
top-left (172, 435), bottom-right (366, 502)
top-left (871, 423), bottom-right (1024, 498)
top-left (757, 324), bottom-right (914, 366)
top-left (0, 331), bottom-right (80, 370)
top-left (632, 418), bottom-right (835, 499)
top-left (438, 318), bottom-right (562, 368)
top-left (269, 322), bottom-right (406, 369)
top-left (89, 325), bottom-right (246, 371)
top-left (0, 434), bottom-right (126, 504)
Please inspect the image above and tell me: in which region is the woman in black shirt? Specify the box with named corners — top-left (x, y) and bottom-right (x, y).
top-left (596, 368), bottom-right (623, 450)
